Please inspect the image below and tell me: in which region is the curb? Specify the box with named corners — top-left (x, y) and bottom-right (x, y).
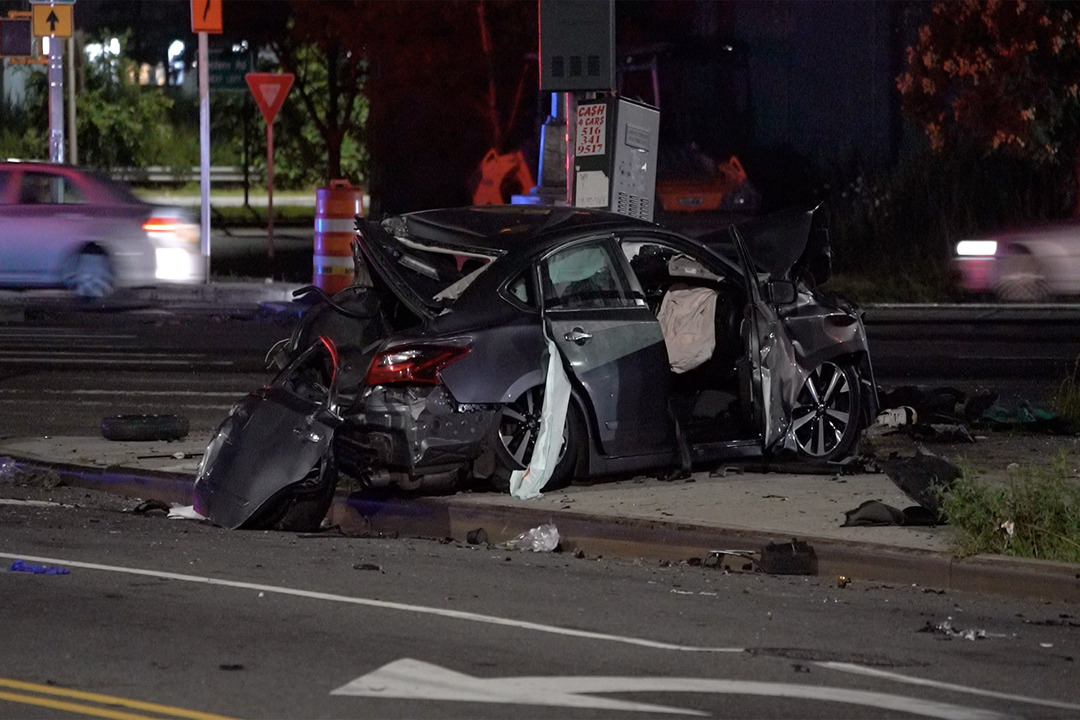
top-left (9, 455), bottom-right (1079, 604)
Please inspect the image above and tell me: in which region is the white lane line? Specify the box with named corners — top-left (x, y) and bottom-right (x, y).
top-left (0, 552), bottom-right (740, 654)
top-left (0, 358), bottom-right (232, 366)
top-left (818, 661), bottom-right (1080, 712)
top-left (0, 390), bottom-right (245, 398)
top-left (0, 331), bottom-right (136, 340)
top-left (0, 351), bottom-right (202, 358)
top-left (0, 399), bottom-right (234, 411)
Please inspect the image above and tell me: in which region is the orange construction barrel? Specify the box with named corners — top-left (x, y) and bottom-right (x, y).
top-left (314, 179), bottom-right (364, 293)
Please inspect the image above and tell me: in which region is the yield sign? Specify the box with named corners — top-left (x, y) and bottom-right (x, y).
top-left (246, 72), bottom-right (294, 124)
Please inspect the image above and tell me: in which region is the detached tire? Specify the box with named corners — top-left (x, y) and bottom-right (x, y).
top-left (101, 414), bottom-right (189, 442)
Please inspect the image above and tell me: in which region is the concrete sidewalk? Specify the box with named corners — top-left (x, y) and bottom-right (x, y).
top-left (1, 432), bottom-right (1077, 604)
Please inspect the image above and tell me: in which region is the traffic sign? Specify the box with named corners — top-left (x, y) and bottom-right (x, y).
top-left (31, 4), bottom-right (71, 38)
top-left (0, 17), bottom-right (32, 56)
top-left (208, 48), bottom-right (251, 91)
top-left (246, 73), bottom-right (294, 123)
top-left (191, 0), bottom-right (223, 34)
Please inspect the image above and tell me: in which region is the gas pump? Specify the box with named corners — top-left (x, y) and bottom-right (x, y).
top-left (572, 95), bottom-right (660, 221)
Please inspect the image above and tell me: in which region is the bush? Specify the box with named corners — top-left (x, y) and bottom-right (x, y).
top-left (942, 453), bottom-right (1080, 563)
top-left (821, 140), bottom-right (1069, 303)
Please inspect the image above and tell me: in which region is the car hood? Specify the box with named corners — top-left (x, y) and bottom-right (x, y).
top-left (727, 204), bottom-right (831, 285)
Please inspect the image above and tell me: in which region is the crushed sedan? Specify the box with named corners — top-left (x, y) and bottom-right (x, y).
top-left (0, 161), bottom-right (204, 297)
top-left (194, 204), bottom-right (878, 530)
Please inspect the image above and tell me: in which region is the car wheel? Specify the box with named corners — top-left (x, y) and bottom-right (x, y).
top-left (248, 447), bottom-right (339, 532)
top-left (101, 414), bottom-right (189, 441)
top-left (995, 251), bottom-right (1048, 302)
top-left (789, 361), bottom-right (860, 461)
top-left (488, 386), bottom-right (582, 492)
top-left (68, 250), bottom-right (115, 298)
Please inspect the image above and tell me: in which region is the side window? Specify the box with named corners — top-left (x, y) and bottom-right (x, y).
top-left (540, 240), bottom-right (634, 309)
top-left (17, 172), bottom-right (85, 205)
top-left (504, 270), bottom-right (536, 309)
top-left (0, 171), bottom-right (12, 204)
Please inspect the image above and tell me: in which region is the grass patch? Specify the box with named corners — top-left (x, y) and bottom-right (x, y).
top-left (941, 452), bottom-right (1080, 563)
top-left (1053, 358), bottom-right (1080, 432)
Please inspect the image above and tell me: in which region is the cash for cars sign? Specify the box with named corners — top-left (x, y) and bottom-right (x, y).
top-left (574, 100), bottom-right (609, 208)
top-left (246, 72), bottom-right (294, 259)
top-left (576, 102), bottom-right (607, 156)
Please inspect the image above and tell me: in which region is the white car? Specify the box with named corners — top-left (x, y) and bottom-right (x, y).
top-left (954, 220), bottom-right (1080, 302)
top-left (0, 161), bottom-right (205, 297)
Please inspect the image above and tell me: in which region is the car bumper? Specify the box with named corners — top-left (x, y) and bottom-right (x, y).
top-left (338, 385), bottom-right (497, 481)
top-left (953, 257), bottom-right (997, 294)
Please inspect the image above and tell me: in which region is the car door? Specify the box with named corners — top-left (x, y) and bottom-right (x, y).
top-left (540, 236), bottom-right (674, 458)
top-left (726, 224), bottom-right (801, 450)
top-left (0, 169), bottom-right (90, 284)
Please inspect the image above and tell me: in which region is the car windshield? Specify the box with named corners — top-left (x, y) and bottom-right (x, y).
top-left (364, 218), bottom-right (500, 309)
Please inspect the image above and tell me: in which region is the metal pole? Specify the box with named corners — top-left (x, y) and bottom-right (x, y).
top-left (564, 92), bottom-right (577, 206)
top-left (266, 122), bottom-right (274, 260)
top-left (198, 31), bottom-right (211, 279)
top-left (66, 35), bottom-right (77, 165)
top-left (48, 36), bottom-right (64, 163)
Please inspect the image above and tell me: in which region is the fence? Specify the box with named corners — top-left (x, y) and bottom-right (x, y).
top-left (109, 166), bottom-right (256, 185)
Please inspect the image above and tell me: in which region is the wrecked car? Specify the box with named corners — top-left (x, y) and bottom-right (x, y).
top-left (194, 204), bottom-right (877, 530)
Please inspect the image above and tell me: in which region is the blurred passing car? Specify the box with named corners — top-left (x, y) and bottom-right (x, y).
top-left (0, 161), bottom-right (204, 297)
top-left (954, 219), bottom-right (1080, 302)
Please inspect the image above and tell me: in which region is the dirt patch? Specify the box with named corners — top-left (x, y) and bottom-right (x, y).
top-left (862, 425), bottom-right (1080, 486)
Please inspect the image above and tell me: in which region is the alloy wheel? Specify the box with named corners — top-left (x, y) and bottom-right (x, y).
top-left (790, 361), bottom-right (858, 459)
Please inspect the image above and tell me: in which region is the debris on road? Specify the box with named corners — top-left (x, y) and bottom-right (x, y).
top-left (506, 523), bottom-right (560, 552)
top-left (758, 538), bottom-right (816, 575)
top-left (919, 618), bottom-right (988, 641)
top-left (8, 559), bottom-right (70, 575)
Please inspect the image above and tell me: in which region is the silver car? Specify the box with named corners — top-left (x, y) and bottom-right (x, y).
top-left (0, 161), bottom-right (205, 297)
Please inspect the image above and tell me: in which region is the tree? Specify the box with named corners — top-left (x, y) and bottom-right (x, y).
top-left (266, 2), bottom-right (369, 182)
top-left (897, 0), bottom-right (1080, 216)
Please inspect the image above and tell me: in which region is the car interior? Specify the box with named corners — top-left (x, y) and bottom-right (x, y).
top-left (624, 241), bottom-right (754, 444)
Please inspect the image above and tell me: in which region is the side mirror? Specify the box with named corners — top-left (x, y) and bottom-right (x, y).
top-left (765, 279), bottom-right (797, 305)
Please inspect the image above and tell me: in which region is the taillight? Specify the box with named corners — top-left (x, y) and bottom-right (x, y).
top-left (365, 344), bottom-right (470, 386)
top-left (143, 217), bottom-right (180, 232)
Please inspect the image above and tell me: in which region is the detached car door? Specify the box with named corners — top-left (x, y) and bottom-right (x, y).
top-left (540, 236), bottom-right (674, 458)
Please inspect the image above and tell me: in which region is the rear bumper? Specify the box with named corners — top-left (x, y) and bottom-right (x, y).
top-left (338, 385), bottom-right (497, 480)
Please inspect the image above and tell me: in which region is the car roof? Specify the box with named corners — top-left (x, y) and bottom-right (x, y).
top-left (394, 205), bottom-right (661, 252)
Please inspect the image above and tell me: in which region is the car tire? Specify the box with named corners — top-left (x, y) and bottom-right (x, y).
top-left (488, 386), bottom-right (583, 493)
top-left (69, 249), bottom-right (115, 299)
top-left (101, 414), bottom-right (189, 442)
top-left (995, 250), bottom-right (1048, 302)
top-left (789, 361), bottom-right (860, 461)
top-left (247, 447), bottom-right (339, 533)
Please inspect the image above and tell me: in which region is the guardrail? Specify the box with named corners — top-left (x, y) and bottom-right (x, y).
top-left (110, 166), bottom-right (257, 185)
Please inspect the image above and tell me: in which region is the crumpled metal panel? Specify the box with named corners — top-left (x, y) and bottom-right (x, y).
top-left (193, 387), bottom-right (339, 529)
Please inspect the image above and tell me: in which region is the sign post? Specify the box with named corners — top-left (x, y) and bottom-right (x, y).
top-left (245, 72), bottom-right (294, 260)
top-left (191, 0), bottom-right (222, 280)
top-left (30, 0), bottom-right (74, 163)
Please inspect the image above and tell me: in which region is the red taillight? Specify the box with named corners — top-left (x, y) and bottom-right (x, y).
top-left (365, 344), bottom-right (470, 386)
top-left (143, 217), bottom-right (180, 232)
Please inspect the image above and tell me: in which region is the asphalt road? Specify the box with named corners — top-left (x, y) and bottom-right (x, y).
top-left (1, 303), bottom-right (1079, 718)
top-left (1, 495), bottom-right (1078, 719)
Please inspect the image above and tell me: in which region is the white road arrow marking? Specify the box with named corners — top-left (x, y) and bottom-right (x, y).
top-left (820, 662), bottom-right (1080, 712)
top-left (332, 658), bottom-right (1012, 720)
